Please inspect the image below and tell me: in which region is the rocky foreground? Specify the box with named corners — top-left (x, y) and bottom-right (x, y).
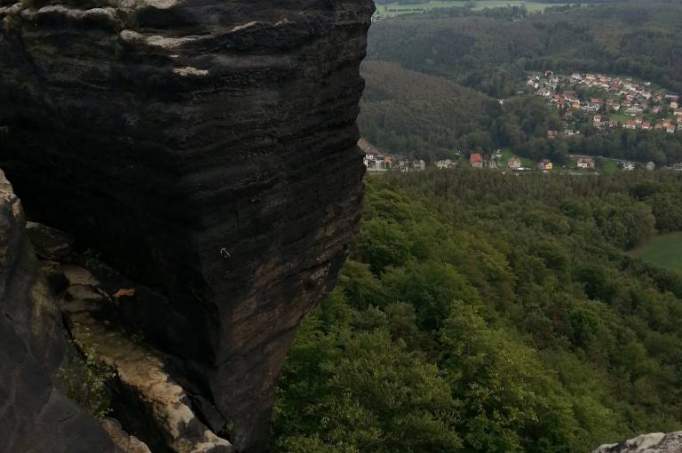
top-left (594, 432), bottom-right (682, 452)
top-left (0, 0), bottom-right (373, 451)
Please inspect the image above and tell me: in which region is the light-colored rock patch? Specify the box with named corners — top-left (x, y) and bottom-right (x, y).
top-left (594, 431), bottom-right (682, 452)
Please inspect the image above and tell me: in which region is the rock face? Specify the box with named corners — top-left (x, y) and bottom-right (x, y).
top-left (0, 170), bottom-right (117, 453)
top-left (594, 432), bottom-right (682, 453)
top-left (0, 0), bottom-right (373, 450)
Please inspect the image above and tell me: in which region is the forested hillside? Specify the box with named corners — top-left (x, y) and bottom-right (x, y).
top-left (361, 1), bottom-right (682, 163)
top-left (274, 170), bottom-right (682, 452)
top-left (368, 2), bottom-right (682, 97)
top-left (359, 61), bottom-right (498, 160)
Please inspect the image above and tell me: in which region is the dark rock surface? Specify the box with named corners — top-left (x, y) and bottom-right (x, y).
top-left (101, 418), bottom-right (152, 453)
top-left (0, 0), bottom-right (373, 450)
top-left (594, 432), bottom-right (682, 452)
top-left (0, 170), bottom-right (117, 453)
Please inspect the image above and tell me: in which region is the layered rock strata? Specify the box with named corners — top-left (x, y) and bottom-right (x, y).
top-left (0, 0), bottom-right (373, 450)
top-left (0, 170), bottom-right (117, 453)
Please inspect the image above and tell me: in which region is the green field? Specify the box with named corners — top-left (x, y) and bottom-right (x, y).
top-left (598, 158), bottom-right (619, 175)
top-left (375, 1), bottom-right (566, 17)
top-left (631, 232), bottom-right (682, 273)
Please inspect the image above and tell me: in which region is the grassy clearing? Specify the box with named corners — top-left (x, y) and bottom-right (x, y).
top-left (375, 1), bottom-right (565, 17)
top-left (631, 232), bottom-right (682, 273)
top-left (597, 159), bottom-right (619, 175)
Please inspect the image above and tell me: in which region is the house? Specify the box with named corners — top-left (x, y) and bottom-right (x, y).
top-left (641, 122), bottom-right (652, 130)
top-left (575, 156), bottom-right (595, 169)
top-left (359, 138), bottom-right (390, 172)
top-left (607, 100), bottom-right (621, 111)
top-left (547, 130), bottom-right (558, 140)
top-left (364, 154), bottom-right (389, 172)
top-left (671, 101), bottom-right (679, 109)
top-left (593, 115), bottom-right (603, 127)
top-left (624, 120), bottom-right (638, 130)
top-left (507, 157), bottom-right (522, 170)
top-left (537, 159), bottom-right (553, 172)
top-left (397, 160), bottom-right (411, 172)
top-left (413, 160), bottom-right (426, 171)
top-left (646, 161), bottom-right (656, 171)
top-left (620, 161), bottom-right (636, 171)
top-left (435, 159), bottom-right (456, 169)
top-left (469, 153), bottom-right (483, 168)
top-left (626, 105), bottom-right (644, 116)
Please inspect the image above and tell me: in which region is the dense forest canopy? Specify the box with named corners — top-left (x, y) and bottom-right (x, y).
top-left (274, 170), bottom-right (682, 452)
top-left (274, 2), bottom-right (682, 452)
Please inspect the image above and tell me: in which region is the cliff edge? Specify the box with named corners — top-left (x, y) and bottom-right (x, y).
top-left (0, 0), bottom-right (373, 451)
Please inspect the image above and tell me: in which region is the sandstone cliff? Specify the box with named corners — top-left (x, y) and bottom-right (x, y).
top-left (0, 0), bottom-right (373, 451)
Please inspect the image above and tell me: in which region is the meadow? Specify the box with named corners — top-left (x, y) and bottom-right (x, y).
top-left (632, 232), bottom-right (682, 273)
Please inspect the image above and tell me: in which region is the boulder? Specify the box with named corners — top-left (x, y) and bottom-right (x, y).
top-left (0, 0), bottom-right (373, 450)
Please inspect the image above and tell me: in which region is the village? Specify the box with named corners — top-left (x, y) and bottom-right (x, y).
top-left (527, 71), bottom-right (682, 135)
top-left (359, 138), bottom-right (672, 175)
top-left (362, 72), bottom-right (682, 175)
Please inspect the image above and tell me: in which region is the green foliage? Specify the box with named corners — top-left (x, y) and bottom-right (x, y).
top-left (275, 170), bottom-right (682, 452)
top-left (55, 344), bottom-right (115, 419)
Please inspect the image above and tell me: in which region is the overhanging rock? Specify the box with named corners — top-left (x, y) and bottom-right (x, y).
top-left (0, 0), bottom-right (373, 450)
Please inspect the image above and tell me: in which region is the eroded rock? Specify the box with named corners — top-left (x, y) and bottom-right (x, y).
top-left (101, 418), bottom-right (152, 453)
top-left (0, 0), bottom-right (373, 450)
top-left (0, 170), bottom-right (117, 453)
top-left (66, 300), bottom-right (233, 453)
top-left (25, 221), bottom-right (74, 261)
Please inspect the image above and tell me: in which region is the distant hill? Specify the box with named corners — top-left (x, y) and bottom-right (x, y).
top-left (368, 2), bottom-right (682, 97)
top-left (359, 61), bottom-right (498, 161)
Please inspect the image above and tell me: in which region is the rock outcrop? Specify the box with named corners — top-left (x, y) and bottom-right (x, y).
top-left (594, 432), bottom-right (682, 453)
top-left (0, 170), bottom-right (117, 453)
top-left (0, 0), bottom-right (373, 450)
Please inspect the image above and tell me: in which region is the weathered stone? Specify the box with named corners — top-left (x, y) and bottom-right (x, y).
top-left (594, 432), bottom-right (682, 453)
top-left (63, 264), bottom-right (101, 287)
top-left (67, 307), bottom-right (233, 453)
top-left (0, 169), bottom-right (117, 453)
top-left (101, 418), bottom-right (152, 453)
top-left (25, 221), bottom-right (74, 261)
top-left (39, 259), bottom-right (70, 294)
top-left (65, 284), bottom-right (108, 302)
top-left (0, 0), bottom-right (373, 450)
